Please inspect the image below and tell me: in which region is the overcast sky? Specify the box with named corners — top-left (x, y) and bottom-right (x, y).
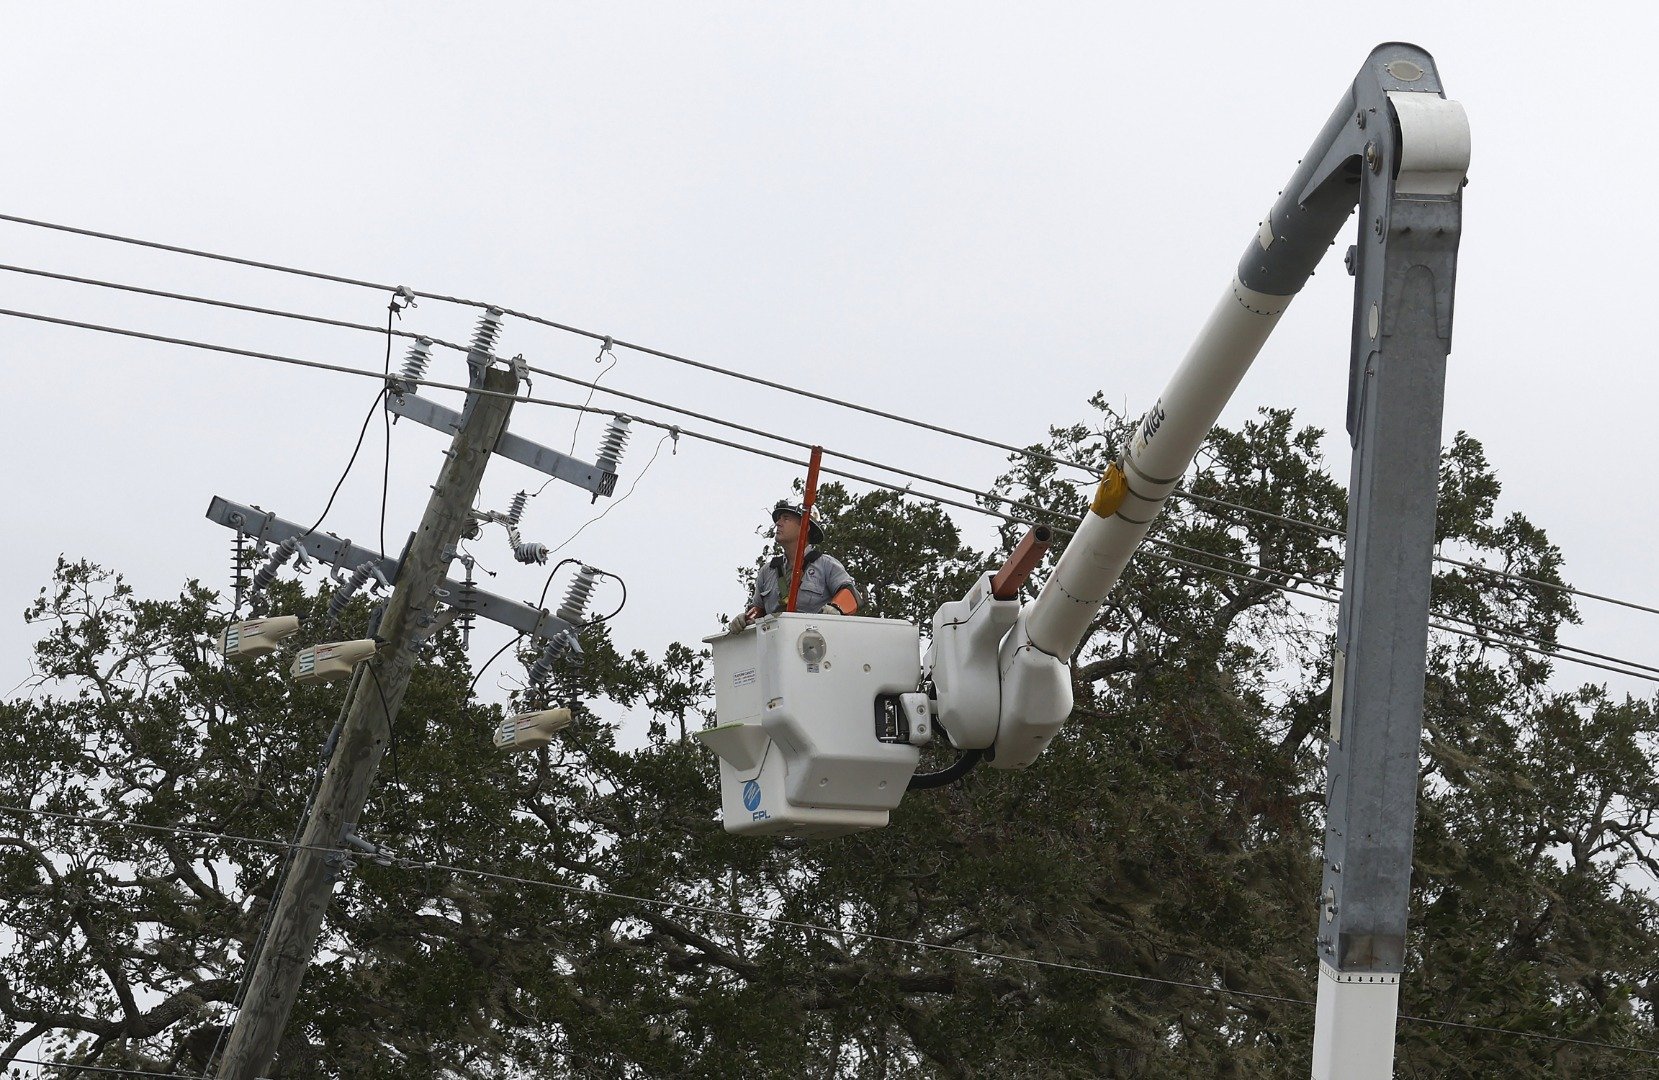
top-left (4, 3), bottom-right (1654, 718)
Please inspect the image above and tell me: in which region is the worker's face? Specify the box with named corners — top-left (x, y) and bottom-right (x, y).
top-left (774, 512), bottom-right (802, 548)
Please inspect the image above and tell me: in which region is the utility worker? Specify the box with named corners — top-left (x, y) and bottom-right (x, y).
top-left (730, 500), bottom-right (860, 631)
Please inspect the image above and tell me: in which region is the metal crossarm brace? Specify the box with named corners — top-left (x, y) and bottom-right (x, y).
top-left (205, 496), bottom-right (575, 643)
top-left (386, 392), bottom-right (618, 498)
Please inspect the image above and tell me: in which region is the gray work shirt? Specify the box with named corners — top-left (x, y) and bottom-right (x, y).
top-left (749, 548), bottom-right (859, 615)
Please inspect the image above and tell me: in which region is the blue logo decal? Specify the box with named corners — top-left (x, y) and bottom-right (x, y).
top-left (742, 780), bottom-right (763, 812)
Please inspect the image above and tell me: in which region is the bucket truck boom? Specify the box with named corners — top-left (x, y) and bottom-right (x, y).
top-left (701, 42), bottom-right (1466, 1076)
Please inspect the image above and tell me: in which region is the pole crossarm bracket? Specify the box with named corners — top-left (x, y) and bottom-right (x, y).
top-left (205, 496), bottom-right (576, 643)
top-left (386, 391), bottom-right (618, 498)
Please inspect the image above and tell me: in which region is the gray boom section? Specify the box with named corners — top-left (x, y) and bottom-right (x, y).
top-left (205, 496), bottom-right (575, 642)
top-left (386, 391), bottom-right (618, 497)
top-left (1238, 42), bottom-right (1445, 303)
top-left (1316, 45), bottom-right (1463, 976)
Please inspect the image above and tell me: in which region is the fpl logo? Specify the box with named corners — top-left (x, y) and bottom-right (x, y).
top-left (742, 780), bottom-right (763, 813)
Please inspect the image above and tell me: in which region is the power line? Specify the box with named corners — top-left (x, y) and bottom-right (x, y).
top-left (545, 431), bottom-right (673, 559)
top-left (0, 307), bottom-right (1642, 685)
top-left (4, 1056), bottom-right (209, 1078)
top-left (3, 256), bottom-right (1651, 626)
top-left (298, 389), bottom-right (386, 541)
top-left (5, 803), bottom-right (1659, 1063)
top-left (0, 222), bottom-right (1365, 567)
top-left (3, 304), bottom-right (1654, 685)
top-left (0, 263), bottom-right (1066, 537)
top-left (0, 212), bottom-right (402, 294)
top-left (0, 260), bottom-right (445, 348)
top-left (1145, 546), bottom-right (1659, 685)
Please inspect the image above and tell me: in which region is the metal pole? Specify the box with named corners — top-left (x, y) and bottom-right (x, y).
top-left (1307, 50), bottom-right (1467, 1080)
top-left (216, 361), bottom-right (519, 1079)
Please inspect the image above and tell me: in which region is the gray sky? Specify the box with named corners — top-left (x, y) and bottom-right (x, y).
top-left (4, 3), bottom-right (1654, 712)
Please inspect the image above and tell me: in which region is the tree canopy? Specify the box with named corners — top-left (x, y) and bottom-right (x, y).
top-left (3, 403), bottom-right (1657, 1078)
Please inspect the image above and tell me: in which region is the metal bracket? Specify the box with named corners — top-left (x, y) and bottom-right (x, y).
top-left (386, 392), bottom-right (618, 498)
top-left (206, 497), bottom-right (577, 644)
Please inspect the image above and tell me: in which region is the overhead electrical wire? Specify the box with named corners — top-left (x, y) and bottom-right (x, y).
top-left (3, 253), bottom-right (1650, 628)
top-left (0, 290), bottom-right (1579, 627)
top-left (3, 1057), bottom-right (207, 1078)
top-left (298, 388), bottom-right (387, 541)
top-left (6, 215), bottom-right (1659, 1071)
top-left (5, 802), bottom-right (1659, 1064)
top-left (2, 304), bottom-right (1655, 685)
top-left (0, 250), bottom-right (1345, 549)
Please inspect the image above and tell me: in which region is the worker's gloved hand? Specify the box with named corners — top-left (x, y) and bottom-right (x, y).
top-left (818, 603), bottom-right (843, 615)
top-left (728, 611), bottom-right (750, 632)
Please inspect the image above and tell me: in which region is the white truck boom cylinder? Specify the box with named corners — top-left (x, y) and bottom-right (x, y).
top-left (1025, 276), bottom-right (1289, 660)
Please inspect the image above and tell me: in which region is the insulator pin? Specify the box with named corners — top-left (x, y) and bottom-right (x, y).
top-left (513, 541), bottom-right (549, 565)
top-left (504, 522), bottom-right (548, 564)
top-left (326, 562), bottom-right (389, 626)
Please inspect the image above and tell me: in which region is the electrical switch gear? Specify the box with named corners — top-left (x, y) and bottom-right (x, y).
top-left (493, 708), bottom-right (573, 752)
top-left (290, 638), bottom-right (379, 686)
top-left (219, 615), bottom-right (301, 661)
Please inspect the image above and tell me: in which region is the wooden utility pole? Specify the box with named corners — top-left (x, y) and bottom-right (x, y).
top-left (217, 355), bottom-right (518, 1079)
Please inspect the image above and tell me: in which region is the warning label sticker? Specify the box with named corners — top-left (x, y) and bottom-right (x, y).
top-left (733, 668), bottom-right (758, 688)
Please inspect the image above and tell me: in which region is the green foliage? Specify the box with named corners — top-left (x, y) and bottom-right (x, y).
top-left (2, 406), bottom-right (1657, 1077)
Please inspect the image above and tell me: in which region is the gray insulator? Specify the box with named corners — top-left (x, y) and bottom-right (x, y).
top-left (470, 307), bottom-right (505, 356)
top-left (326, 562), bottom-right (383, 625)
top-left (526, 629), bottom-right (581, 687)
top-left (392, 337), bottom-right (433, 397)
top-left (557, 565), bottom-right (600, 625)
top-left (247, 537), bottom-right (309, 614)
top-left (506, 490), bottom-right (529, 525)
top-left (457, 566), bottom-right (477, 648)
top-left (594, 415), bottom-right (632, 474)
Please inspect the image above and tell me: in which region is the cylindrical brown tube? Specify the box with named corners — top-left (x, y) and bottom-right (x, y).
top-left (785, 446), bottom-right (824, 612)
top-left (990, 525), bottom-right (1052, 600)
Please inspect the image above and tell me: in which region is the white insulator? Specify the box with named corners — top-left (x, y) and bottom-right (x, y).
top-left (470, 307), bottom-right (505, 356)
top-left (396, 337), bottom-right (433, 395)
top-left (556, 565), bottom-right (600, 625)
top-left (504, 523), bottom-right (548, 565)
top-left (594, 415), bottom-right (632, 473)
top-left (506, 490), bottom-right (529, 525)
top-left (513, 541), bottom-right (549, 565)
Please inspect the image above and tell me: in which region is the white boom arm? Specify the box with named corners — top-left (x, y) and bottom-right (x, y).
top-left (978, 278), bottom-right (1291, 767)
top-left (1026, 279), bottom-right (1289, 656)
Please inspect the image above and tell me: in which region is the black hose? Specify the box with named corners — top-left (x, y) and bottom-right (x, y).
top-left (907, 747), bottom-right (984, 790)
